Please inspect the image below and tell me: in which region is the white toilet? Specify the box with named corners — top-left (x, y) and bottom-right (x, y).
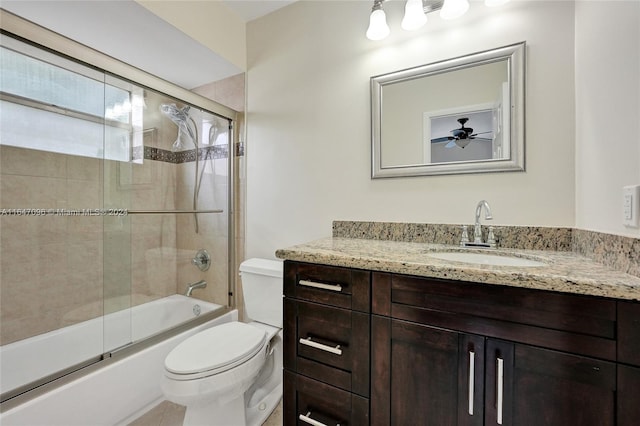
top-left (162, 258), bottom-right (283, 426)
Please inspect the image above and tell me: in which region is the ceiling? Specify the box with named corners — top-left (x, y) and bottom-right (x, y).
top-left (1, 0), bottom-right (296, 89)
top-left (223, 0), bottom-right (297, 22)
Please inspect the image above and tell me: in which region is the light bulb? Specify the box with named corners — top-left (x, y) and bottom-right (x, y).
top-left (366, 8), bottom-right (390, 40)
top-left (401, 0), bottom-right (427, 31)
top-left (485, 0), bottom-right (510, 6)
top-left (440, 0), bottom-right (469, 20)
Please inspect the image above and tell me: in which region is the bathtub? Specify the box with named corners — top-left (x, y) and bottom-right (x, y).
top-left (0, 295), bottom-right (236, 426)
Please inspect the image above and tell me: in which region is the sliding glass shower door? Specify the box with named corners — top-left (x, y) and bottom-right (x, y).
top-left (0, 30), bottom-right (233, 403)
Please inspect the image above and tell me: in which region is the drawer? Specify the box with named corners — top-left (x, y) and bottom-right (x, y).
top-left (372, 272), bottom-right (617, 361)
top-left (284, 370), bottom-right (369, 426)
top-left (284, 299), bottom-right (370, 396)
top-left (284, 261), bottom-right (370, 312)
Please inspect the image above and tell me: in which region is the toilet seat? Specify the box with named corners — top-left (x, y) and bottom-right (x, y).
top-left (165, 322), bottom-right (267, 381)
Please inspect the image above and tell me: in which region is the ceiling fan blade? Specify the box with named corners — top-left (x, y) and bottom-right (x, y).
top-left (431, 136), bottom-right (454, 143)
top-left (445, 140), bottom-right (458, 148)
top-left (470, 131), bottom-right (493, 137)
top-left (472, 137), bottom-right (493, 142)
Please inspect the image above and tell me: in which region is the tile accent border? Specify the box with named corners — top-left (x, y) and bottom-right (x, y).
top-left (332, 221), bottom-right (639, 278)
top-left (143, 145), bottom-right (229, 164)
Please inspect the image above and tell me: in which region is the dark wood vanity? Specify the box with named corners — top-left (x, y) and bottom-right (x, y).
top-left (283, 260), bottom-right (640, 425)
top-left (283, 262), bottom-right (371, 425)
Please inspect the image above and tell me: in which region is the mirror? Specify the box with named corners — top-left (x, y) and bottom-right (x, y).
top-left (371, 42), bottom-right (525, 178)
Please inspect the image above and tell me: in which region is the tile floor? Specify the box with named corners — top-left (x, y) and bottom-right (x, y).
top-left (127, 400), bottom-right (282, 426)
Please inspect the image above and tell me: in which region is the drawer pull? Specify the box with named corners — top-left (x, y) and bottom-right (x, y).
top-left (299, 411), bottom-right (341, 426)
top-left (299, 337), bottom-right (343, 355)
top-left (497, 357), bottom-right (504, 425)
top-left (468, 350), bottom-right (475, 416)
top-left (299, 279), bottom-right (343, 292)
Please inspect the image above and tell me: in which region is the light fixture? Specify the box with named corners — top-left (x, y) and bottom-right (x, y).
top-left (401, 0), bottom-right (427, 31)
top-left (366, 0), bottom-right (390, 41)
top-left (366, 0), bottom-right (510, 40)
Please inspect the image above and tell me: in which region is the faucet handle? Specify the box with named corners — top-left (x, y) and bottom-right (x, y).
top-left (487, 226), bottom-right (497, 248)
top-left (191, 249), bottom-right (211, 272)
top-left (460, 225), bottom-right (469, 246)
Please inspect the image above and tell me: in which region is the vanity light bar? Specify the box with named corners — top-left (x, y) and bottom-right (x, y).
top-left (366, 0), bottom-right (510, 41)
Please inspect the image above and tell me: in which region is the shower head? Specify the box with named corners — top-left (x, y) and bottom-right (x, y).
top-left (160, 103), bottom-right (197, 151)
top-left (208, 117), bottom-right (226, 145)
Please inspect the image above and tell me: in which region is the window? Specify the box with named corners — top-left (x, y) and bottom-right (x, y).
top-left (0, 35), bottom-right (137, 161)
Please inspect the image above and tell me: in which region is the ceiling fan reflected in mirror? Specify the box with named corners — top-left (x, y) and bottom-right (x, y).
top-left (431, 117), bottom-right (493, 149)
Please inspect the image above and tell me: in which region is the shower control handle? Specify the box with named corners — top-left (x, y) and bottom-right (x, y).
top-left (191, 249), bottom-right (211, 272)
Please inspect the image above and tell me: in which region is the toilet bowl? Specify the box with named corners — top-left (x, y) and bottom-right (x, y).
top-left (162, 258), bottom-right (283, 426)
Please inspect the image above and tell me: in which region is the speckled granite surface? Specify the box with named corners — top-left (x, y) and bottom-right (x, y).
top-left (573, 229), bottom-right (640, 278)
top-left (333, 221), bottom-right (639, 278)
top-left (332, 221), bottom-right (574, 250)
top-left (276, 236), bottom-right (640, 301)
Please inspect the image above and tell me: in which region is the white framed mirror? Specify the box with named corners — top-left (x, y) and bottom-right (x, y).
top-left (371, 42), bottom-right (525, 178)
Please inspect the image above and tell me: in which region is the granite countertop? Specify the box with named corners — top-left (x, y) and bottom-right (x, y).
top-left (275, 237), bottom-right (640, 301)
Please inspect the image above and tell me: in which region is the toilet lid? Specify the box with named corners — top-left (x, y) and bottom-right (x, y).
top-left (165, 322), bottom-right (267, 376)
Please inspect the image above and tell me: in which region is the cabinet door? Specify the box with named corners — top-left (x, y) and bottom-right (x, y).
top-left (617, 364), bottom-right (640, 426)
top-left (486, 340), bottom-right (616, 426)
top-left (372, 316), bottom-right (484, 426)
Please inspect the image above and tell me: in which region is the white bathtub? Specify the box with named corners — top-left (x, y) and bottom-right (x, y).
top-left (0, 295), bottom-right (236, 426)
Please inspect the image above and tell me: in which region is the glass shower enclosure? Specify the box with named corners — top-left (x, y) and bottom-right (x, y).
top-left (0, 26), bottom-right (235, 403)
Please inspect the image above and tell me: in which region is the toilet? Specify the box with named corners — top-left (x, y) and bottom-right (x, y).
top-left (162, 258), bottom-right (283, 426)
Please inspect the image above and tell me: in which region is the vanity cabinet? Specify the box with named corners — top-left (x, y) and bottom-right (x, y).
top-left (617, 301), bottom-right (640, 425)
top-left (282, 260), bottom-right (640, 425)
top-left (371, 272), bottom-right (619, 426)
top-left (283, 261), bottom-right (371, 426)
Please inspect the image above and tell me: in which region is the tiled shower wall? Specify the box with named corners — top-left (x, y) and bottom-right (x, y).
top-left (0, 149), bottom-right (226, 345)
top-left (0, 73), bottom-right (244, 346)
top-left (0, 147), bottom-right (105, 344)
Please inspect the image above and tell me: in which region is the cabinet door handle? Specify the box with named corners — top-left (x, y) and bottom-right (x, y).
top-left (497, 357), bottom-right (504, 425)
top-left (299, 336), bottom-right (343, 355)
top-left (299, 279), bottom-right (343, 292)
top-left (299, 411), bottom-right (341, 426)
top-left (468, 350), bottom-right (475, 416)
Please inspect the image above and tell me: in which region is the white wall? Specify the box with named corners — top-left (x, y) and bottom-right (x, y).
top-left (136, 0), bottom-right (247, 72)
top-left (575, 1), bottom-right (640, 238)
top-left (246, 0), bottom-right (577, 259)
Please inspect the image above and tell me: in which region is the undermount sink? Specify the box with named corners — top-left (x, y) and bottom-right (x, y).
top-left (426, 251), bottom-right (547, 267)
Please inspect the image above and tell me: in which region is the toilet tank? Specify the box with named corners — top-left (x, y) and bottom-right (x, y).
top-left (239, 258), bottom-right (283, 328)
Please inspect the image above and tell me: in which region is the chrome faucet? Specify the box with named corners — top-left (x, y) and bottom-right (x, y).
top-left (184, 280), bottom-right (207, 297)
top-left (460, 200), bottom-right (496, 248)
top-left (474, 200), bottom-right (493, 244)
